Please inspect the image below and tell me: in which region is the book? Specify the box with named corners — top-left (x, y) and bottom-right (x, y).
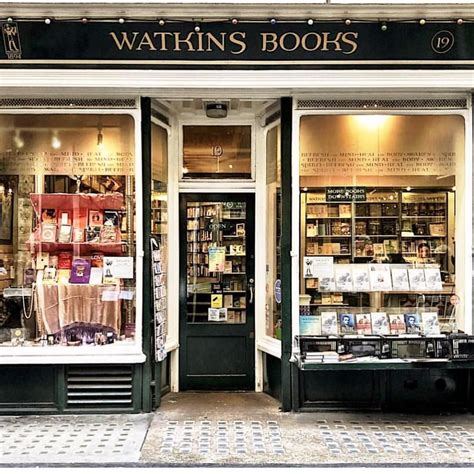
top-left (369, 264), bottom-right (392, 291)
top-left (424, 267), bottom-right (443, 290)
top-left (334, 265), bottom-right (353, 291)
top-left (371, 312), bottom-right (390, 335)
top-left (42, 266), bottom-right (57, 284)
top-left (86, 226), bottom-right (101, 243)
top-left (300, 315), bottom-right (322, 335)
top-left (321, 311), bottom-right (338, 335)
top-left (408, 268), bottom-right (426, 291)
top-left (223, 261), bottom-right (233, 273)
top-left (57, 269), bottom-right (71, 284)
top-left (236, 223), bottom-right (245, 236)
top-left (421, 311), bottom-right (440, 335)
top-left (100, 224), bottom-right (120, 243)
top-left (104, 210), bottom-right (120, 227)
top-left (383, 239), bottom-right (399, 254)
top-left (89, 267), bottom-right (103, 285)
top-left (72, 228), bottom-right (84, 243)
top-left (352, 265), bottom-right (370, 291)
top-left (41, 223), bottom-right (57, 243)
top-left (58, 224), bottom-right (72, 243)
top-left (338, 204), bottom-right (351, 218)
top-left (306, 223), bottom-right (317, 237)
top-left (72, 208), bottom-right (88, 229)
top-left (70, 259), bottom-right (91, 284)
top-left (389, 314), bottom-right (406, 334)
top-left (59, 211), bottom-right (71, 225)
top-left (404, 313), bottom-right (422, 334)
top-left (88, 210), bottom-right (104, 226)
top-left (429, 223), bottom-right (445, 236)
top-left (391, 267), bottom-right (409, 291)
top-left (58, 252), bottom-right (73, 269)
top-left (36, 253), bottom-right (49, 270)
top-left (91, 253), bottom-right (104, 268)
top-left (373, 243), bottom-right (385, 256)
top-left (355, 313), bottom-right (372, 335)
top-left (41, 209), bottom-right (57, 223)
top-left (339, 313), bottom-right (356, 334)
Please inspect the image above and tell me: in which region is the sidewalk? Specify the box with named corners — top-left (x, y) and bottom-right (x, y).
top-left (0, 392), bottom-right (474, 467)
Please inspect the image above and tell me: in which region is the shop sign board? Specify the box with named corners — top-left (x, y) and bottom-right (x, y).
top-left (326, 187), bottom-right (366, 202)
top-left (1, 22), bottom-right (474, 68)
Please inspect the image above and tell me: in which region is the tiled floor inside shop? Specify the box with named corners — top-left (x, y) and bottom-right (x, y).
top-left (1, 393), bottom-right (474, 466)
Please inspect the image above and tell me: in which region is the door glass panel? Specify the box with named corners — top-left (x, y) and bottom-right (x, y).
top-left (186, 201), bottom-right (247, 324)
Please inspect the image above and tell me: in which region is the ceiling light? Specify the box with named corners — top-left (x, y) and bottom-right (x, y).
top-left (381, 22), bottom-right (388, 31)
top-left (307, 19), bottom-right (314, 26)
top-left (345, 19), bottom-right (351, 26)
top-left (51, 131), bottom-right (61, 149)
top-left (206, 103), bottom-right (228, 118)
top-left (13, 131), bottom-right (24, 149)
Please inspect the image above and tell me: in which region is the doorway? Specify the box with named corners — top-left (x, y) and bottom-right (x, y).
top-left (179, 193), bottom-right (255, 390)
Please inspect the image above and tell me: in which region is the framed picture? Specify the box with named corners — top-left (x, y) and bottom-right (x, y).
top-left (88, 210), bottom-right (104, 226)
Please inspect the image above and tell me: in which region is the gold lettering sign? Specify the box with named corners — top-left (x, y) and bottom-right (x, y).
top-left (300, 115), bottom-right (463, 177)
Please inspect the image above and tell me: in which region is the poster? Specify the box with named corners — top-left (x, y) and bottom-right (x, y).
top-left (103, 256), bottom-right (134, 279)
top-left (151, 237), bottom-right (167, 362)
top-left (299, 315), bottom-right (322, 336)
top-left (303, 256), bottom-right (335, 291)
top-left (211, 294), bottom-right (223, 308)
top-left (209, 247), bottom-right (226, 272)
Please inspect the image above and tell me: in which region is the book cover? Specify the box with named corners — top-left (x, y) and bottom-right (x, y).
top-left (355, 313), bottom-right (372, 335)
top-left (424, 268), bottom-right (443, 291)
top-left (100, 224), bottom-right (120, 243)
top-left (223, 295), bottom-right (233, 307)
top-left (58, 224), bottom-right (72, 243)
top-left (334, 265), bottom-right (353, 292)
top-left (223, 261), bottom-right (232, 273)
top-left (59, 211), bottom-right (71, 225)
top-left (408, 268), bottom-right (426, 291)
top-left (70, 258), bottom-right (91, 284)
top-left (104, 210), bottom-right (120, 227)
top-left (89, 267), bottom-right (103, 285)
top-left (72, 228), bottom-right (84, 243)
top-left (36, 252), bottom-right (49, 270)
top-left (91, 253), bottom-right (104, 268)
top-left (383, 239), bottom-right (399, 254)
top-left (391, 268), bottom-right (410, 291)
top-left (321, 311), bottom-right (338, 335)
top-left (306, 223), bottom-right (317, 237)
top-left (41, 208), bottom-right (57, 223)
top-left (72, 208), bottom-right (88, 229)
top-left (373, 243), bottom-right (385, 256)
top-left (58, 252), bottom-right (73, 269)
top-left (371, 312), bottom-right (390, 335)
top-left (300, 315), bottom-right (322, 336)
top-left (88, 210), bottom-right (104, 226)
top-left (389, 314), bottom-right (406, 334)
top-left (42, 266), bottom-right (57, 284)
top-left (421, 311), bottom-right (440, 335)
top-left (338, 204), bottom-right (351, 218)
top-left (339, 313), bottom-right (356, 334)
top-left (352, 265), bottom-right (370, 291)
top-left (57, 269), bottom-right (71, 284)
top-left (404, 313), bottom-right (422, 334)
top-left (41, 223), bottom-right (57, 243)
top-left (369, 264), bottom-right (392, 291)
top-left (86, 226), bottom-right (101, 243)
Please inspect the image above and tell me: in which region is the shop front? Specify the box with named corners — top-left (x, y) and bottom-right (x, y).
top-left (0, 4), bottom-right (473, 414)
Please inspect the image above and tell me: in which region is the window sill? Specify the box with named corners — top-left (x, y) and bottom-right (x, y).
top-left (0, 343), bottom-right (146, 364)
top-left (257, 336), bottom-right (282, 359)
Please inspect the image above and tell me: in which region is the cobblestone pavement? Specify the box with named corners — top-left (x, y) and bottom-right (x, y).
top-left (1, 393), bottom-right (474, 466)
top-left (140, 392), bottom-right (474, 466)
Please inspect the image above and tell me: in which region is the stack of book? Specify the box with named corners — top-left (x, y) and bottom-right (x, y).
top-left (305, 351), bottom-right (339, 363)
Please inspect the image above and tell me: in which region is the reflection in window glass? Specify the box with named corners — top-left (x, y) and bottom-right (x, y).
top-left (183, 125), bottom-right (251, 179)
top-left (0, 114), bottom-right (137, 348)
top-left (299, 114), bottom-right (463, 337)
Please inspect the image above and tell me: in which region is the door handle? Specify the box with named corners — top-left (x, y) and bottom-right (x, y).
top-left (248, 278), bottom-right (254, 304)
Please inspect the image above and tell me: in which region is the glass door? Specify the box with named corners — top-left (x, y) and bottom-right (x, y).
top-left (179, 193), bottom-right (255, 390)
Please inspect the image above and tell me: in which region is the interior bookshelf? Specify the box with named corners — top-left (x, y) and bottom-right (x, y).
top-left (186, 201), bottom-right (247, 324)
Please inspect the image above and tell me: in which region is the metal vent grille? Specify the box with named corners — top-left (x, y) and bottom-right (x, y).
top-left (296, 98), bottom-right (468, 110)
top-left (66, 365), bottom-right (134, 409)
top-left (0, 98), bottom-right (137, 109)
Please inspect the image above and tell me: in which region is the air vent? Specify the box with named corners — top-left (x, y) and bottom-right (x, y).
top-left (66, 365), bottom-right (134, 410)
top-left (296, 98), bottom-right (468, 110)
top-left (0, 98), bottom-right (137, 109)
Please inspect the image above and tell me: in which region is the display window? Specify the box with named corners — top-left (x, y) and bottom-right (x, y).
top-left (297, 114), bottom-right (466, 353)
top-left (0, 113), bottom-right (140, 351)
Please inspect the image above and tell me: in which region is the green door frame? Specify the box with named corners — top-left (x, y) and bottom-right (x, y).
top-left (280, 97), bottom-right (293, 412)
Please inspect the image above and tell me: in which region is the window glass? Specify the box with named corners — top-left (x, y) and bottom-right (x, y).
top-left (299, 114), bottom-right (463, 338)
top-left (265, 125), bottom-right (282, 339)
top-left (0, 113), bottom-right (137, 348)
top-left (183, 125), bottom-right (251, 179)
